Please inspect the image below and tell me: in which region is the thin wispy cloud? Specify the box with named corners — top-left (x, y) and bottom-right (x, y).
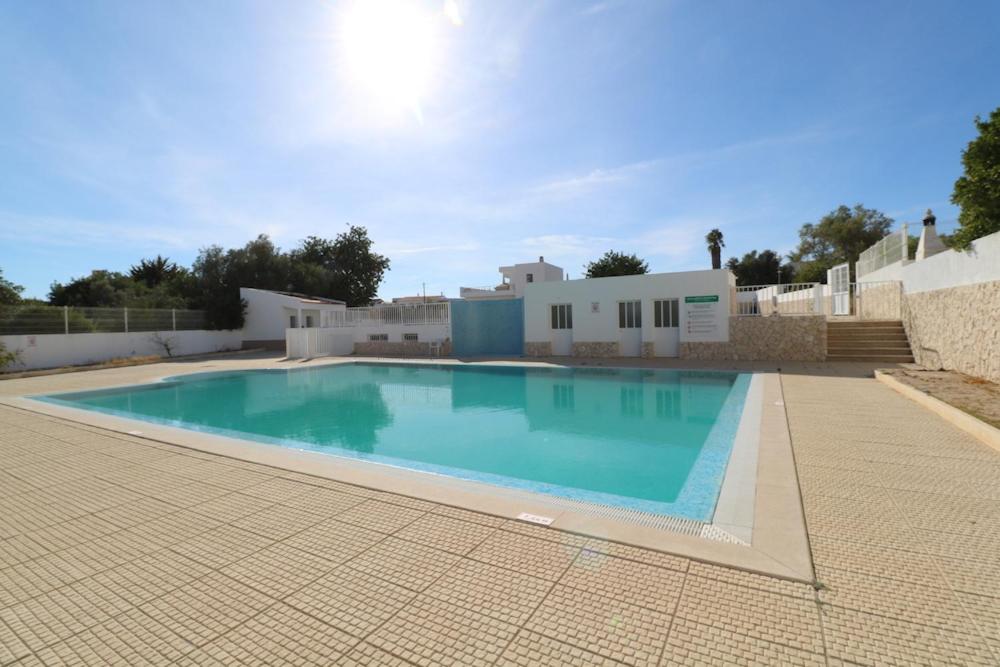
top-left (528, 160), bottom-right (660, 200)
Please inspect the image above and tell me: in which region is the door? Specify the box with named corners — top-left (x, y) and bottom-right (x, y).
top-left (618, 300), bottom-right (642, 357)
top-left (830, 263), bottom-right (851, 316)
top-left (653, 298), bottom-right (680, 357)
top-left (550, 304), bottom-right (573, 355)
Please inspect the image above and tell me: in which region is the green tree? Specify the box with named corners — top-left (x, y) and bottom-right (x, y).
top-left (951, 106), bottom-right (1000, 249)
top-left (129, 255), bottom-right (182, 288)
top-left (705, 229), bottom-right (725, 270)
top-left (584, 251), bottom-right (649, 278)
top-left (0, 268), bottom-right (23, 305)
top-left (724, 250), bottom-right (795, 285)
top-left (789, 205), bottom-right (894, 283)
top-left (313, 226), bottom-right (390, 306)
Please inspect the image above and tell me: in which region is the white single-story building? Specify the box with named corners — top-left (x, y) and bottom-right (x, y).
top-left (241, 287), bottom-right (346, 349)
top-left (522, 269), bottom-right (734, 358)
top-left (460, 256), bottom-right (565, 300)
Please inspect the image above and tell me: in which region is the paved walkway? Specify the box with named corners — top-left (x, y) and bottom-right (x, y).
top-left (0, 364), bottom-right (997, 665)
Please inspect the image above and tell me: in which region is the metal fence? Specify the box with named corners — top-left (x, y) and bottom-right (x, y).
top-left (735, 283), bottom-right (821, 316)
top-left (0, 305), bottom-right (207, 335)
top-left (857, 224), bottom-right (908, 277)
top-left (327, 302), bottom-right (450, 327)
top-left (735, 281), bottom-right (903, 319)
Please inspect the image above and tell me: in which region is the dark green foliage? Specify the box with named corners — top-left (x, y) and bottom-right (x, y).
top-left (724, 249), bottom-right (795, 285)
top-left (951, 107), bottom-right (1000, 249)
top-left (584, 251), bottom-right (649, 278)
top-left (788, 205), bottom-right (894, 283)
top-left (44, 226), bottom-right (391, 330)
top-left (0, 268), bottom-right (23, 305)
top-left (129, 255), bottom-right (183, 288)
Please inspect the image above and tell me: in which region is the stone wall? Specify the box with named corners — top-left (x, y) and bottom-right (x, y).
top-left (524, 341), bottom-right (552, 357)
top-left (901, 280), bottom-right (1000, 383)
top-left (353, 340), bottom-right (452, 357)
top-left (680, 316), bottom-right (827, 362)
top-left (858, 283), bottom-right (903, 320)
top-left (571, 341), bottom-right (620, 357)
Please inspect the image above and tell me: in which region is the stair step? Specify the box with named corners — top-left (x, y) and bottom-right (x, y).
top-left (828, 347), bottom-right (913, 355)
top-left (828, 324), bottom-right (906, 331)
top-left (826, 355), bottom-right (915, 362)
top-left (827, 333), bottom-right (909, 341)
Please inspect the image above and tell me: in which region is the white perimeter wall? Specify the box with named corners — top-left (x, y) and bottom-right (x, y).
top-left (860, 230), bottom-right (1000, 293)
top-left (523, 270), bottom-right (733, 343)
top-left (1, 330), bottom-right (243, 371)
top-left (349, 323), bottom-right (450, 344)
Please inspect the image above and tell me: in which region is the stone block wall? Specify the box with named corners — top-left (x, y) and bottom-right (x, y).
top-left (571, 341), bottom-right (620, 357)
top-left (524, 341), bottom-right (552, 357)
top-left (680, 316), bottom-right (827, 362)
top-left (901, 280), bottom-right (1000, 383)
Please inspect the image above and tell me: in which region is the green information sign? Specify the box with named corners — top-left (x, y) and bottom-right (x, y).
top-left (684, 295), bottom-right (719, 303)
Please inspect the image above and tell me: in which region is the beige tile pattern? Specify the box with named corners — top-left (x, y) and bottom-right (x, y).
top-left (1, 358), bottom-right (999, 665)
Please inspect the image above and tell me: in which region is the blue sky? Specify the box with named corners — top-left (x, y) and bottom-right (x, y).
top-left (2, 0), bottom-right (998, 300)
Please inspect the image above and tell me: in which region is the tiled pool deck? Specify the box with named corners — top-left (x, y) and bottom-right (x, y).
top-left (1, 356), bottom-right (998, 665)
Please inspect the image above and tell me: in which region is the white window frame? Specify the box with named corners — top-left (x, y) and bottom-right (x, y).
top-left (368, 333), bottom-right (388, 342)
top-left (550, 303), bottom-right (573, 330)
top-left (653, 299), bottom-right (680, 328)
top-left (618, 300), bottom-right (642, 329)
top-left (402, 333), bottom-right (419, 341)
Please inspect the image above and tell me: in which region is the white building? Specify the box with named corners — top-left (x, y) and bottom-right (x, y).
top-left (241, 288), bottom-right (346, 349)
top-left (522, 270), bottom-right (733, 358)
top-left (460, 256), bottom-right (564, 300)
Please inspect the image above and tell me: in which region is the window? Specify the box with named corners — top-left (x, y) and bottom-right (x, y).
top-left (289, 315), bottom-right (297, 328)
top-left (402, 333), bottom-right (418, 341)
top-left (305, 315), bottom-right (314, 328)
top-left (618, 300), bottom-right (641, 328)
top-left (550, 304), bottom-right (573, 329)
top-left (368, 334), bottom-right (388, 342)
top-left (653, 299), bottom-right (680, 328)
top-left (526, 273), bottom-right (534, 283)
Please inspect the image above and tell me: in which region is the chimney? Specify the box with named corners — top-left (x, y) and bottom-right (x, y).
top-left (539, 256), bottom-right (544, 263)
top-left (915, 208), bottom-right (946, 260)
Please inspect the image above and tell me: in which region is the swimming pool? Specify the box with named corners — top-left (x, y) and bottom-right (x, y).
top-left (38, 362), bottom-right (752, 522)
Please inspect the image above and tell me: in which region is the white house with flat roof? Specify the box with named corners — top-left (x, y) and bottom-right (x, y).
top-left (241, 287), bottom-right (346, 349)
top-left (522, 269), bottom-right (734, 358)
top-left (460, 256), bottom-right (564, 300)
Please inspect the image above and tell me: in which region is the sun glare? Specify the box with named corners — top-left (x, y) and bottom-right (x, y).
top-left (337, 0), bottom-right (455, 122)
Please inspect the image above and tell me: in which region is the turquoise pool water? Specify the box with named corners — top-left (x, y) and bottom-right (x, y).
top-left (39, 363), bottom-right (751, 521)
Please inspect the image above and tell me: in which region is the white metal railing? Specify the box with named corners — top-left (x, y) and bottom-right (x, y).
top-left (735, 283), bottom-right (821, 316)
top-left (325, 302), bottom-right (450, 328)
top-left (736, 281), bottom-right (903, 319)
top-left (857, 224), bottom-right (908, 277)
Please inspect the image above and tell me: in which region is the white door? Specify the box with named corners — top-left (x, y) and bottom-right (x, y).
top-left (618, 300), bottom-right (642, 357)
top-left (550, 304), bottom-right (573, 356)
top-left (830, 263), bottom-right (851, 316)
top-left (653, 298), bottom-right (680, 357)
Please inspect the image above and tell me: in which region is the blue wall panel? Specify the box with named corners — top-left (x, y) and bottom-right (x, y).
top-left (451, 299), bottom-right (524, 357)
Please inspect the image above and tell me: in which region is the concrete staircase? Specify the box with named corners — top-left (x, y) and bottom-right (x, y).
top-left (826, 320), bottom-right (914, 363)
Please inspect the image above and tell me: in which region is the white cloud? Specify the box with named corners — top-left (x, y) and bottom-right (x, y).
top-left (528, 160), bottom-right (659, 200)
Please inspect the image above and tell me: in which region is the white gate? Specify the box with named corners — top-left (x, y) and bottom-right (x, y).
top-left (829, 263), bottom-right (851, 316)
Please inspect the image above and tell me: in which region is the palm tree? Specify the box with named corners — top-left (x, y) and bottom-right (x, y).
top-left (130, 255), bottom-right (180, 288)
top-left (706, 229), bottom-right (725, 269)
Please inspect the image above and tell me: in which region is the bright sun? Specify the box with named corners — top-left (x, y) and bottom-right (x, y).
top-left (337, 0), bottom-right (455, 121)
